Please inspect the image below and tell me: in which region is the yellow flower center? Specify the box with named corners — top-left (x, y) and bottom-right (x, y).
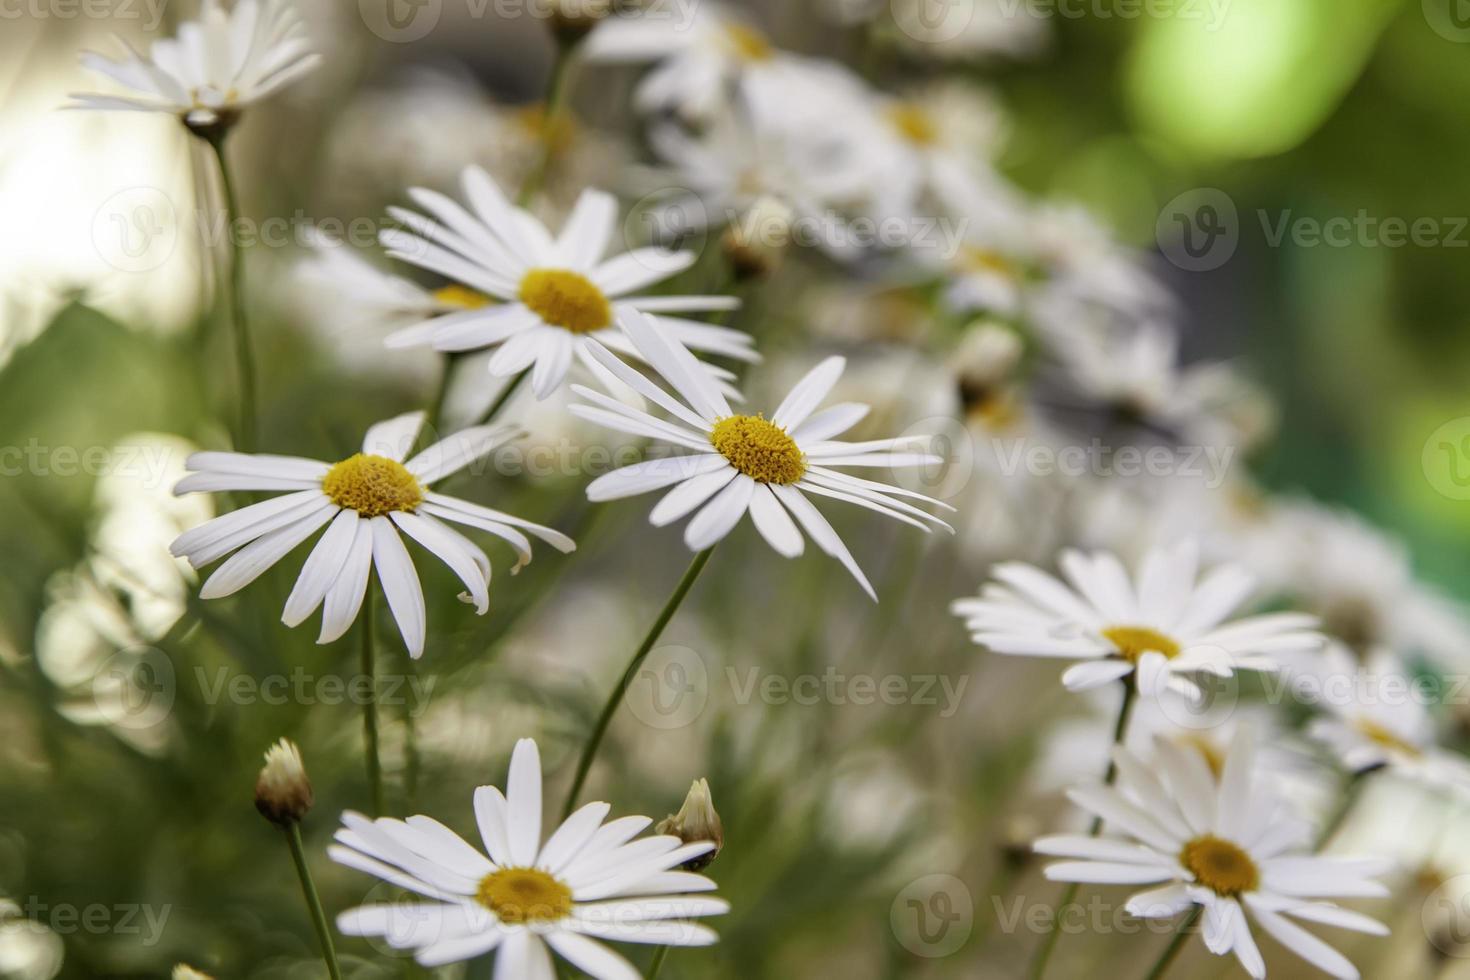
top-left (475, 868), bottom-right (573, 925)
top-left (1180, 835), bottom-right (1259, 897)
top-left (519, 268), bottom-right (612, 334)
top-left (710, 414), bottom-right (806, 485)
top-left (1354, 718), bottom-right (1422, 758)
top-left (724, 23), bottom-right (773, 62)
top-left (1101, 626), bottom-right (1181, 663)
top-left (1178, 734), bottom-right (1226, 779)
top-left (959, 246), bottom-right (1020, 279)
top-left (432, 284), bottom-right (494, 310)
top-left (887, 103), bottom-right (939, 147)
top-left (322, 454), bottom-right (424, 518)
top-left (514, 103), bottom-right (578, 154)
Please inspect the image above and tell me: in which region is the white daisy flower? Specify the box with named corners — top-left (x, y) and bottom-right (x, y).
top-left (168, 412), bottom-right (575, 658)
top-left (377, 166), bottom-right (754, 400)
top-left (583, 2), bottom-right (845, 125)
top-left (951, 540), bottom-right (1325, 699)
top-left (569, 311), bottom-right (953, 599)
top-left (1036, 729), bottom-right (1389, 979)
top-left (1304, 645), bottom-right (1470, 794)
top-left (69, 0), bottom-right (321, 130)
top-left (331, 738), bottom-right (729, 974)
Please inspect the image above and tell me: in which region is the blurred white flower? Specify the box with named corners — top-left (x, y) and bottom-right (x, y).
top-left (953, 540), bottom-right (1325, 700)
top-left (332, 738), bottom-right (728, 972)
top-left (70, 0), bottom-right (320, 130)
top-left (170, 412), bottom-right (574, 658)
top-left (572, 313), bottom-right (953, 599)
top-left (1036, 729), bottom-right (1388, 979)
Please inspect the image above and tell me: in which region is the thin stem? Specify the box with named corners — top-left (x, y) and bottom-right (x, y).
top-left (205, 133), bottom-right (257, 452)
top-left (473, 368), bottom-right (530, 427)
top-left (423, 352), bottom-right (458, 440)
top-left (1026, 681), bottom-right (1138, 980)
top-left (360, 586), bottom-right (384, 816)
top-left (561, 547), bottom-right (716, 819)
top-left (1142, 906), bottom-right (1201, 980)
top-left (517, 38), bottom-right (576, 208)
top-left (285, 822), bottom-right (344, 980)
top-left (1316, 768), bottom-right (1371, 850)
top-left (647, 945), bottom-right (670, 979)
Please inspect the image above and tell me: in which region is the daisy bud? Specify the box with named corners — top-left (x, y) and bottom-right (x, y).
top-left (173, 966), bottom-right (215, 980)
top-left (549, 0), bottom-right (612, 43)
top-left (951, 321), bottom-right (1023, 425)
top-left (722, 196), bottom-right (794, 280)
top-left (254, 738), bottom-right (314, 827)
top-left (656, 778), bottom-right (724, 871)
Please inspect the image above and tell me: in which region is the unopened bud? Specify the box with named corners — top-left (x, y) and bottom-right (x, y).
top-left (254, 738), bottom-right (314, 827)
top-left (173, 966), bottom-right (215, 980)
top-left (656, 778), bottom-right (724, 871)
top-left (723, 196), bottom-right (794, 280)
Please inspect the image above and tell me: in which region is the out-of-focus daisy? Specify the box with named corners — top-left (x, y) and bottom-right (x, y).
top-left (69, 0), bottom-right (320, 130)
top-left (332, 738), bottom-right (728, 973)
top-left (1036, 729), bottom-right (1389, 979)
top-left (379, 167), bottom-right (753, 399)
top-left (1305, 645), bottom-right (1470, 794)
top-left (571, 313), bottom-right (953, 599)
top-left (584, 2), bottom-right (850, 124)
top-left (887, 0), bottom-right (1050, 61)
top-left (169, 412), bottom-right (574, 657)
top-left (952, 540), bottom-right (1325, 699)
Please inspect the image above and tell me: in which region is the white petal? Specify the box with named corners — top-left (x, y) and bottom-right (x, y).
top-left (199, 504), bottom-right (336, 599)
top-left (747, 484), bottom-right (804, 557)
top-left (683, 473), bottom-right (755, 550)
top-left (506, 738), bottom-right (543, 867)
top-left (371, 517), bottom-right (426, 659)
top-left (544, 932), bottom-right (639, 980)
top-left (362, 411), bottom-right (426, 461)
top-left (406, 424), bottom-right (518, 484)
top-left (771, 356), bottom-right (845, 430)
top-left (282, 509), bottom-right (360, 626)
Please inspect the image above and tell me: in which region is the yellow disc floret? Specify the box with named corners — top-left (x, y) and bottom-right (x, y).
top-left (322, 454), bottom-right (424, 518)
top-left (710, 414), bottom-right (806, 485)
top-left (519, 268), bottom-right (612, 334)
top-left (1354, 718), bottom-right (1422, 758)
top-left (1180, 835), bottom-right (1259, 897)
top-left (887, 103), bottom-right (939, 147)
top-left (724, 23), bottom-right (773, 62)
top-left (1101, 626), bottom-right (1181, 663)
top-left (432, 284), bottom-right (494, 310)
top-left (475, 868), bottom-right (574, 924)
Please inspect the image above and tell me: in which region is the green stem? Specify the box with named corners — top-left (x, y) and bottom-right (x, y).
top-left (1316, 768), bottom-right (1371, 850)
top-left (361, 586), bottom-right (384, 816)
top-left (647, 945), bottom-right (670, 978)
top-left (205, 133), bottom-right (257, 452)
top-left (1026, 681), bottom-right (1138, 980)
top-left (517, 38), bottom-right (577, 207)
top-left (423, 353), bottom-right (458, 440)
top-left (474, 368), bottom-right (530, 427)
top-left (561, 547), bottom-right (716, 819)
top-left (1142, 906), bottom-right (1201, 980)
top-left (285, 822), bottom-right (344, 980)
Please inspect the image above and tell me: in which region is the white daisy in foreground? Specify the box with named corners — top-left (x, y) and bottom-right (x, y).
top-left (331, 738), bottom-right (728, 974)
top-left (1036, 729), bottom-right (1389, 979)
top-left (952, 540), bottom-right (1324, 699)
top-left (571, 312), bottom-right (953, 599)
top-left (1305, 645), bottom-right (1470, 794)
top-left (169, 412), bottom-right (574, 657)
top-left (70, 0), bottom-right (320, 130)
top-left (379, 166), bottom-right (753, 399)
